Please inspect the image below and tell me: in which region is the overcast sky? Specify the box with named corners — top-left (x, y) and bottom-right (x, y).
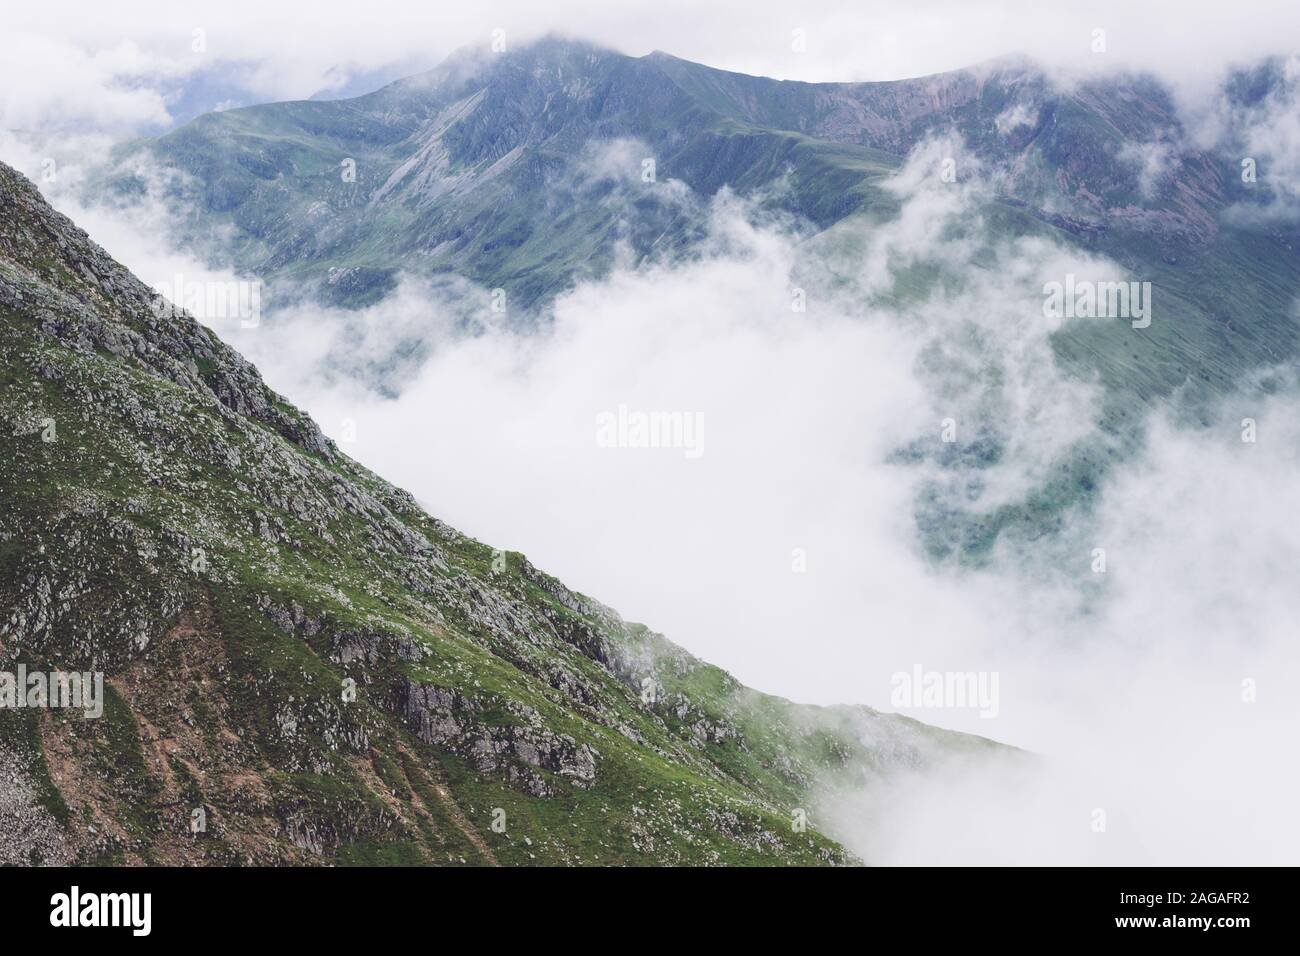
top-left (5, 0), bottom-right (1300, 133)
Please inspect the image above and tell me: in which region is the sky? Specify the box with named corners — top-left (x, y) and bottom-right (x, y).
top-left (4, 0), bottom-right (1300, 134)
top-left (3, 0), bottom-right (1299, 864)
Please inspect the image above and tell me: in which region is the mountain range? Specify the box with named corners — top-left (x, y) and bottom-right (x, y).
top-left (107, 40), bottom-right (1300, 566)
top-left (113, 37), bottom-right (1294, 309)
top-left (4, 36), bottom-right (1297, 865)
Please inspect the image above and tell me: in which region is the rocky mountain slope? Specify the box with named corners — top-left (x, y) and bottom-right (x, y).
top-left (0, 160), bottom-right (1000, 866)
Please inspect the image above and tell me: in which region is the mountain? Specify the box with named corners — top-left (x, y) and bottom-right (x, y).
top-left (113, 37), bottom-right (1288, 310)
top-left (96, 39), bottom-right (1300, 566)
top-left (0, 160), bottom-right (1001, 865)
top-left (109, 37), bottom-right (897, 309)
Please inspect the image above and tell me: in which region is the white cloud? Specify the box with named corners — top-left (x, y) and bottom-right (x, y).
top-left (0, 32), bottom-right (177, 131)
top-left (822, 391), bottom-right (1300, 864)
top-left (995, 101), bottom-right (1038, 134)
top-left (1218, 55), bottom-right (1300, 219)
top-left (5, 0), bottom-right (1300, 135)
top-left (1118, 139), bottom-right (1179, 200)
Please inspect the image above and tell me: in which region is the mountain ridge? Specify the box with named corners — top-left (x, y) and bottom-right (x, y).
top-left (96, 35), bottom-right (1287, 329)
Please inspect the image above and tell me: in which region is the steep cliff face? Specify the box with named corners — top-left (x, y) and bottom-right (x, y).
top-left (0, 161), bottom-right (998, 866)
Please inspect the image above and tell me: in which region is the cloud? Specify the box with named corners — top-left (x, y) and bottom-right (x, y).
top-left (995, 101), bottom-right (1038, 134)
top-left (821, 388), bottom-right (1300, 864)
top-left (1215, 55), bottom-right (1300, 221)
top-left (1118, 139), bottom-right (1179, 201)
top-left (0, 32), bottom-right (176, 131)
top-left (6, 0), bottom-right (1300, 137)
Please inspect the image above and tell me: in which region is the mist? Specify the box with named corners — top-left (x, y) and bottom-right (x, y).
top-left (6, 0), bottom-right (1300, 117)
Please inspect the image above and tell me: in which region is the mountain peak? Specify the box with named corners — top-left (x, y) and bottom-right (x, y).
top-left (380, 33), bottom-right (622, 99)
